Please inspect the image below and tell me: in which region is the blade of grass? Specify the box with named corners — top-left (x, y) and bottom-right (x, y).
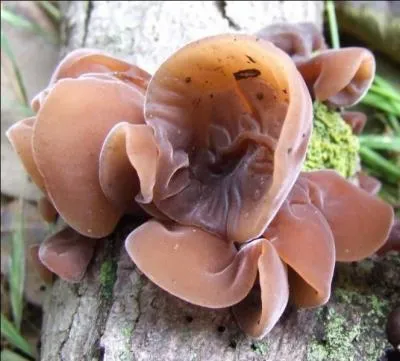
top-left (1, 314), bottom-right (35, 358)
top-left (358, 135), bottom-right (400, 151)
top-left (374, 75), bottom-right (400, 94)
top-left (359, 145), bottom-right (400, 182)
top-left (369, 84), bottom-right (400, 103)
top-left (326, 0), bottom-right (340, 49)
top-left (1, 349), bottom-right (31, 361)
top-left (9, 199), bottom-right (25, 330)
top-left (388, 114), bottom-right (400, 136)
top-left (0, 30), bottom-right (29, 107)
top-left (361, 93), bottom-right (400, 117)
top-left (38, 1), bottom-right (61, 23)
top-left (1, 7), bottom-right (57, 43)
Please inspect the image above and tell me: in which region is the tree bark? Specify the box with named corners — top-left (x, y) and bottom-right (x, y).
top-left (41, 2), bottom-right (399, 361)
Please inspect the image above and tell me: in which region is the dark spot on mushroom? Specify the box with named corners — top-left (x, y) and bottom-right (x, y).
top-left (39, 285), bottom-right (46, 291)
top-left (282, 89), bottom-right (288, 94)
top-left (192, 98), bottom-right (201, 108)
top-left (288, 147), bottom-right (293, 154)
top-left (185, 315), bottom-right (194, 323)
top-left (229, 340), bottom-right (237, 349)
top-left (185, 77), bottom-right (191, 83)
top-left (217, 325), bottom-right (226, 333)
top-left (233, 69), bottom-right (261, 81)
top-left (302, 133), bottom-right (306, 138)
top-left (256, 92), bottom-right (264, 100)
top-left (246, 55), bottom-right (256, 64)
top-left (210, 93), bottom-right (214, 99)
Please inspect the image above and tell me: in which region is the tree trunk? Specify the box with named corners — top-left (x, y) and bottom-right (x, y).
top-left (41, 2), bottom-right (399, 360)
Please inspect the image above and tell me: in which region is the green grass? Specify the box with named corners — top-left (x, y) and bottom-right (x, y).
top-left (1, 3), bottom-right (61, 358)
top-left (0, 29), bottom-right (29, 108)
top-left (1, 349), bottom-right (32, 361)
top-left (1, 314), bottom-right (36, 359)
top-left (9, 199), bottom-right (26, 330)
top-left (326, 0), bottom-right (400, 206)
top-left (1, 6), bottom-right (59, 44)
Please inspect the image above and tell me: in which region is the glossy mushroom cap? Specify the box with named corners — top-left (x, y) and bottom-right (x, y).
top-left (256, 22), bottom-right (327, 62)
top-left (341, 111), bottom-right (367, 135)
top-left (38, 227), bottom-right (96, 283)
top-left (125, 34), bottom-right (312, 243)
top-left (297, 48), bottom-right (376, 107)
top-left (233, 170), bottom-right (393, 338)
top-left (7, 49), bottom-right (151, 238)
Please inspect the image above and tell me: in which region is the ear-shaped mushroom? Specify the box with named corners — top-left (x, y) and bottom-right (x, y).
top-left (256, 22), bottom-right (326, 62)
top-left (32, 77), bottom-right (146, 237)
top-left (32, 49), bottom-right (150, 112)
top-left (29, 244), bottom-right (54, 284)
top-left (125, 220), bottom-right (262, 308)
top-left (265, 185), bottom-right (335, 307)
top-left (232, 239), bottom-right (289, 339)
top-left (302, 170), bottom-right (393, 261)
top-left (38, 227), bottom-right (96, 283)
top-left (142, 34), bottom-right (312, 243)
top-left (99, 122), bottom-right (159, 211)
top-left (6, 117), bottom-right (46, 193)
top-left (341, 111), bottom-right (367, 134)
top-left (357, 171), bottom-right (382, 195)
top-left (297, 48), bottom-right (375, 107)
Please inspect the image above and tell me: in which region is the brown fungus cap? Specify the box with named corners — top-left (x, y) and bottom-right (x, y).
top-left (341, 111), bottom-right (367, 135)
top-left (232, 240), bottom-right (289, 339)
top-left (32, 49), bottom-right (150, 112)
top-left (302, 170), bottom-right (393, 261)
top-left (29, 244), bottom-right (54, 285)
top-left (266, 186), bottom-right (335, 308)
top-left (6, 117), bottom-right (47, 193)
top-left (99, 122), bottom-right (159, 211)
top-left (140, 34), bottom-right (312, 243)
top-left (32, 76), bottom-right (147, 237)
top-left (38, 227), bottom-right (96, 283)
top-left (256, 22), bottom-right (327, 62)
top-left (7, 49), bottom-right (151, 237)
top-left (357, 171), bottom-right (382, 195)
top-left (297, 48), bottom-right (376, 107)
top-left (125, 220), bottom-right (262, 308)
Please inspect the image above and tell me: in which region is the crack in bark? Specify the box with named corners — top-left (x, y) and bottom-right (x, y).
top-left (215, 1), bottom-right (240, 30)
top-left (57, 284), bottom-right (81, 361)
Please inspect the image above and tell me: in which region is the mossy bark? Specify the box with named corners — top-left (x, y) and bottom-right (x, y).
top-left (41, 2), bottom-right (399, 360)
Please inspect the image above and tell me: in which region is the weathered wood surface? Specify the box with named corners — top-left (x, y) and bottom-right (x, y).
top-left (41, 2), bottom-right (399, 361)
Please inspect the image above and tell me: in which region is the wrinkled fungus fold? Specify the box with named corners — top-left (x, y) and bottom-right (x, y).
top-left (6, 23), bottom-right (396, 340)
top-left (256, 22), bottom-right (326, 62)
top-left (139, 34), bottom-right (312, 242)
top-left (38, 227), bottom-right (96, 283)
top-left (7, 49), bottom-right (151, 238)
top-left (297, 48), bottom-right (375, 107)
top-left (125, 220), bottom-right (262, 308)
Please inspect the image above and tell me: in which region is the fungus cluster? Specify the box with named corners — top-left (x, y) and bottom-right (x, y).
top-left (6, 23), bottom-right (394, 338)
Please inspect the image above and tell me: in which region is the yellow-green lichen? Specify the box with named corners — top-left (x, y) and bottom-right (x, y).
top-left (303, 101), bottom-right (359, 178)
top-left (100, 259), bottom-right (117, 300)
top-left (307, 255), bottom-right (399, 361)
top-left (251, 340), bottom-right (269, 356)
top-left (307, 308), bottom-right (361, 361)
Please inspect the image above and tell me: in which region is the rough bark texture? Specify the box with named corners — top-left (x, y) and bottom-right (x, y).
top-left (42, 2), bottom-right (399, 361)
